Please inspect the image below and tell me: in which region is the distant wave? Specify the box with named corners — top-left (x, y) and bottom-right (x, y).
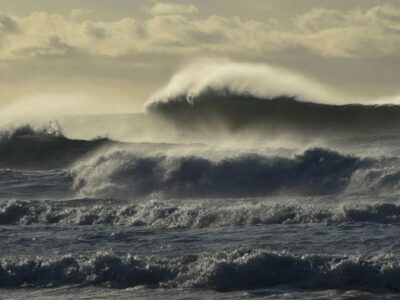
top-left (147, 89), bottom-right (400, 137)
top-left (72, 148), bottom-right (360, 198)
top-left (4, 199), bottom-right (400, 227)
top-left (146, 61), bottom-right (400, 139)
top-left (0, 125), bottom-right (111, 169)
top-left (1, 248), bottom-right (400, 292)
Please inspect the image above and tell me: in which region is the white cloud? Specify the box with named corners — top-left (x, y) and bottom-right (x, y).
top-left (295, 8), bottom-right (348, 32)
top-left (70, 8), bottom-right (92, 19)
top-left (149, 2), bottom-right (199, 15)
top-left (2, 4), bottom-right (400, 60)
top-left (292, 4), bottom-right (400, 57)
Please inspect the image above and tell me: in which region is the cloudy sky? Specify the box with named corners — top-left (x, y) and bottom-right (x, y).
top-left (1, 0), bottom-right (400, 113)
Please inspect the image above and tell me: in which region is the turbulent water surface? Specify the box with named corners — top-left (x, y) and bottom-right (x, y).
top-left (2, 90), bottom-right (400, 299)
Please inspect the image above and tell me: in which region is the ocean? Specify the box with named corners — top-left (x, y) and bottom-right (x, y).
top-left (2, 89), bottom-right (400, 299)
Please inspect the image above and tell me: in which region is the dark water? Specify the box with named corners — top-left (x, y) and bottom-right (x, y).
top-left (2, 95), bottom-right (400, 299)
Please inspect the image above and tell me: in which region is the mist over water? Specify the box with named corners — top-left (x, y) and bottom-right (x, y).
top-left (3, 61), bottom-right (400, 299)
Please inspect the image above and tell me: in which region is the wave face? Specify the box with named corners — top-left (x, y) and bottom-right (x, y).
top-left (0, 125), bottom-right (111, 170)
top-left (147, 89), bottom-right (400, 138)
top-left (72, 148), bottom-right (360, 199)
top-left (3, 199), bottom-right (400, 227)
top-left (145, 61), bottom-right (400, 140)
top-left (1, 249), bottom-right (400, 292)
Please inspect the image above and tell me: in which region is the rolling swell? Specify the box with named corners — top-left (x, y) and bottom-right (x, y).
top-left (1, 249), bottom-right (400, 292)
top-left (147, 89), bottom-right (400, 137)
top-left (0, 125), bottom-right (111, 170)
top-left (73, 148), bottom-right (360, 198)
top-left (3, 199), bottom-right (400, 227)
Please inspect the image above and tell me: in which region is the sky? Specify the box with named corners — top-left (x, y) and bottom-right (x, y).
top-left (1, 0), bottom-right (400, 114)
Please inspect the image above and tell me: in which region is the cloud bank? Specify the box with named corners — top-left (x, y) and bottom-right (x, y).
top-left (149, 3), bottom-right (199, 15)
top-left (2, 3), bottom-right (400, 60)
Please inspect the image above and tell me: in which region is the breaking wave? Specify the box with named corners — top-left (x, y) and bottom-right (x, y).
top-left (2, 138), bottom-right (400, 200)
top-left (72, 147), bottom-right (361, 198)
top-left (0, 124), bottom-right (111, 170)
top-left (1, 248), bottom-right (400, 292)
top-left (3, 199), bottom-right (400, 227)
top-left (145, 61), bottom-right (400, 139)
top-left (147, 89), bottom-right (400, 138)
top-left (147, 61), bottom-right (340, 105)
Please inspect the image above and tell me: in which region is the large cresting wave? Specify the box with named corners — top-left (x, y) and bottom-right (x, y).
top-left (71, 145), bottom-right (400, 199)
top-left (72, 148), bottom-right (361, 199)
top-left (146, 61), bottom-right (400, 138)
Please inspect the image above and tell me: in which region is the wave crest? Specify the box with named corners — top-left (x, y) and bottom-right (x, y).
top-left (146, 61), bottom-right (339, 107)
top-left (72, 148), bottom-right (359, 199)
